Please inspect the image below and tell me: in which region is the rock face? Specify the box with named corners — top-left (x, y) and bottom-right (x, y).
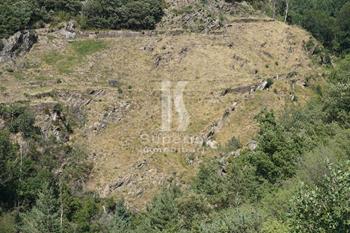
top-left (0, 30), bottom-right (38, 63)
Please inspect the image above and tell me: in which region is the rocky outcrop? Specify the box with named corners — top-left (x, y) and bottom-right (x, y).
top-left (32, 103), bottom-right (72, 142)
top-left (90, 101), bottom-right (131, 133)
top-left (0, 30), bottom-right (38, 63)
top-left (221, 80), bottom-right (271, 96)
top-left (59, 20), bottom-right (77, 39)
top-left (203, 102), bottom-right (238, 148)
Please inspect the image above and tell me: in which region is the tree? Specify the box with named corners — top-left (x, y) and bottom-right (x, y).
top-left (336, 1), bottom-right (350, 52)
top-left (302, 10), bottom-right (336, 48)
top-left (324, 83), bottom-right (350, 127)
top-left (0, 131), bottom-right (18, 207)
top-left (20, 183), bottom-right (61, 233)
top-left (284, 0), bottom-right (289, 22)
top-left (248, 111), bottom-right (302, 183)
top-left (146, 185), bottom-right (182, 231)
top-left (198, 206), bottom-right (263, 233)
top-left (324, 55), bottom-right (350, 127)
top-left (192, 159), bottom-right (229, 207)
top-left (290, 161), bottom-right (350, 233)
top-left (102, 200), bottom-right (132, 233)
top-left (0, 0), bottom-right (35, 38)
top-left (82, 0), bottom-right (164, 30)
top-left (0, 0), bottom-right (82, 39)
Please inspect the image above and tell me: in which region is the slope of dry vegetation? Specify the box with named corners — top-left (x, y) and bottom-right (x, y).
top-left (0, 19), bottom-right (323, 208)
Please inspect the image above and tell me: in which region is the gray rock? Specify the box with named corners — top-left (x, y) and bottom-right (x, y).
top-left (206, 140), bottom-right (218, 149)
top-left (248, 140), bottom-right (257, 151)
top-left (0, 30), bottom-right (38, 63)
top-left (66, 20), bottom-right (76, 32)
top-left (0, 119), bottom-right (5, 130)
top-left (256, 81), bottom-right (268, 91)
top-left (108, 80), bottom-right (119, 87)
top-left (110, 176), bottom-right (131, 191)
top-left (60, 20), bottom-right (77, 39)
top-left (228, 149), bottom-right (241, 157)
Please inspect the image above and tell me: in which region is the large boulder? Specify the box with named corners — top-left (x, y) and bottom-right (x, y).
top-left (0, 30), bottom-right (38, 63)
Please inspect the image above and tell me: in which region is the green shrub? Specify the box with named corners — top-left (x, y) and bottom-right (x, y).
top-left (0, 104), bottom-right (40, 138)
top-left (0, 0), bottom-right (82, 39)
top-left (0, 0), bottom-right (34, 38)
top-left (192, 159), bottom-right (229, 207)
top-left (261, 219), bottom-right (289, 233)
top-left (226, 136), bottom-right (241, 151)
top-left (198, 205), bottom-right (264, 233)
top-left (290, 161), bottom-right (350, 233)
top-left (280, 0), bottom-right (350, 53)
top-left (336, 2), bottom-right (350, 52)
top-left (82, 0), bottom-right (164, 30)
top-left (324, 55), bottom-right (350, 127)
top-left (266, 78), bottom-right (274, 88)
top-left (20, 183), bottom-right (61, 233)
top-left (301, 10), bottom-right (336, 48)
top-left (146, 185), bottom-right (182, 231)
top-left (0, 212), bottom-right (16, 233)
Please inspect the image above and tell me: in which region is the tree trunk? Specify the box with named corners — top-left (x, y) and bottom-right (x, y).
top-left (284, 0), bottom-right (289, 22)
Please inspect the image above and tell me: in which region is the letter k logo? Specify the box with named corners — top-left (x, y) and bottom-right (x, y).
top-left (161, 80), bottom-right (190, 132)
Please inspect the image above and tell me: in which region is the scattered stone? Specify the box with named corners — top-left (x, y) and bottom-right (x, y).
top-left (135, 189), bottom-right (144, 197)
top-left (228, 149), bottom-right (241, 157)
top-left (286, 71), bottom-right (298, 79)
top-left (291, 95), bottom-right (296, 101)
top-left (108, 80), bottom-right (119, 87)
top-left (256, 81), bottom-right (268, 91)
top-left (206, 140), bottom-right (218, 149)
top-left (135, 160), bottom-right (147, 169)
top-left (110, 176), bottom-right (131, 191)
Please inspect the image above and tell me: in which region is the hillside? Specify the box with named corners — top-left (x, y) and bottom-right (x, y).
top-left (0, 18), bottom-right (323, 209)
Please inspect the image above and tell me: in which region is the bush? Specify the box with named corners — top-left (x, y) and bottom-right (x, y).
top-left (226, 136), bottom-right (241, 151)
top-left (0, 0), bottom-right (82, 39)
top-left (0, 104), bottom-right (40, 138)
top-left (198, 205), bottom-right (263, 233)
top-left (248, 111), bottom-right (302, 183)
top-left (0, 131), bottom-right (18, 206)
top-left (301, 10), bottom-right (336, 48)
top-left (146, 185), bottom-right (182, 231)
top-left (82, 0), bottom-right (164, 30)
top-left (0, 0), bottom-right (34, 38)
top-left (290, 161), bottom-right (350, 233)
top-left (266, 78), bottom-right (274, 89)
top-left (336, 2), bottom-right (350, 52)
top-left (192, 159), bottom-right (229, 207)
top-left (324, 55), bottom-right (350, 127)
top-left (281, 0), bottom-right (350, 53)
top-left (36, 0), bottom-right (82, 15)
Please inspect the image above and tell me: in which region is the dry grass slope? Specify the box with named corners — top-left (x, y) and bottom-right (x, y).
top-left (0, 19), bottom-right (323, 209)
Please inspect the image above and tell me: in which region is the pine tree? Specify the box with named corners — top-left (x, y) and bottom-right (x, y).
top-left (20, 183), bottom-right (61, 233)
top-left (107, 200), bottom-right (132, 233)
